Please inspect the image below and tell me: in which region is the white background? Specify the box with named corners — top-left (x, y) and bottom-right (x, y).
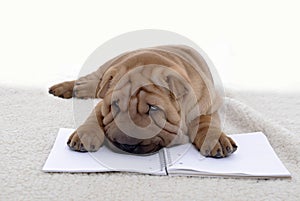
top-left (0, 0), bottom-right (299, 91)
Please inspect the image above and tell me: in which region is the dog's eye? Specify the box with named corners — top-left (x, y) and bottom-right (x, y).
top-left (149, 105), bottom-right (159, 112)
top-left (112, 100), bottom-right (120, 109)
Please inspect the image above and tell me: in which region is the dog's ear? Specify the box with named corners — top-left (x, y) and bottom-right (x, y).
top-left (97, 68), bottom-right (117, 98)
top-left (150, 67), bottom-right (189, 99)
top-left (166, 73), bottom-right (189, 99)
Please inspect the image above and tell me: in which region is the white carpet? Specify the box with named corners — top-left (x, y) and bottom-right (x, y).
top-left (1, 86), bottom-right (299, 201)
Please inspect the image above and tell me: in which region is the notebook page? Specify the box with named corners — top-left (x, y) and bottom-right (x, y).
top-left (166, 132), bottom-right (291, 177)
top-left (43, 128), bottom-right (166, 175)
top-left (165, 143), bottom-right (205, 166)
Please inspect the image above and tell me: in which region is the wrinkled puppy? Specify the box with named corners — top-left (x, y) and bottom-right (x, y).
top-left (49, 45), bottom-right (237, 158)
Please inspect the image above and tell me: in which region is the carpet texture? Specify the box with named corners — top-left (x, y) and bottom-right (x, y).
top-left (0, 86), bottom-right (299, 201)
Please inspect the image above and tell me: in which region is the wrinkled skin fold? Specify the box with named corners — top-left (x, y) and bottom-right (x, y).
top-left (49, 45), bottom-right (237, 158)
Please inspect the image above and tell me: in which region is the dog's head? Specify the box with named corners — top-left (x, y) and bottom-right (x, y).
top-left (97, 64), bottom-right (197, 154)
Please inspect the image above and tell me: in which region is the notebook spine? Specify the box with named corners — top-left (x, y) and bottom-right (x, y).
top-left (165, 148), bottom-right (172, 166)
top-left (158, 149), bottom-right (168, 175)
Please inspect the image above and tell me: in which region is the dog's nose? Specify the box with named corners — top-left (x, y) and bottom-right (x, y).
top-left (118, 144), bottom-right (138, 152)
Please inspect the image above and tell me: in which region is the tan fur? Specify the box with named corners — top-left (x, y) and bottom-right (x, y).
top-left (49, 45), bottom-right (237, 157)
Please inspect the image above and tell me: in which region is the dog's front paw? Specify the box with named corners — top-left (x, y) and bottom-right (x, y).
top-left (194, 133), bottom-right (237, 158)
top-left (49, 81), bottom-right (75, 99)
top-left (209, 134), bottom-right (237, 158)
top-left (67, 128), bottom-right (104, 152)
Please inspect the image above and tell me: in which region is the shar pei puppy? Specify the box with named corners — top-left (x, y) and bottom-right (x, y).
top-left (49, 45), bottom-right (237, 158)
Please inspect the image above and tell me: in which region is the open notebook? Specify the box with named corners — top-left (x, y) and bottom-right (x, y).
top-left (43, 128), bottom-right (291, 178)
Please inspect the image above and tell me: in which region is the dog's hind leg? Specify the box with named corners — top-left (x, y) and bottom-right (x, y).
top-left (48, 47), bottom-right (130, 99)
top-left (49, 71), bottom-right (102, 99)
